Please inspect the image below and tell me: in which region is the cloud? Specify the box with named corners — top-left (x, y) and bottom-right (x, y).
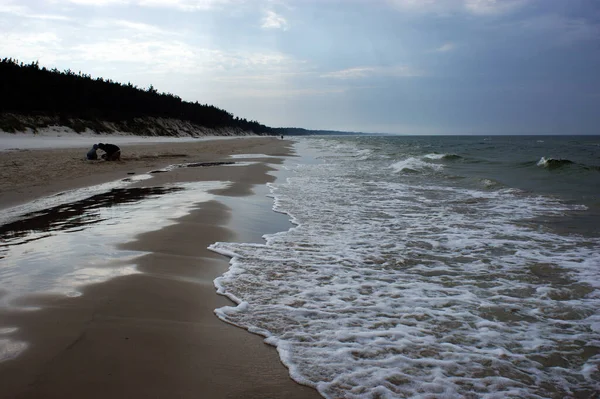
top-left (0, 32), bottom-right (64, 64)
top-left (69, 37), bottom-right (302, 76)
top-left (72, 39), bottom-right (192, 67)
top-left (87, 19), bottom-right (172, 37)
top-left (321, 65), bottom-right (421, 79)
top-left (59, 0), bottom-right (237, 11)
top-left (213, 71), bottom-right (307, 84)
top-left (387, 0), bottom-right (456, 14)
top-left (434, 42), bottom-right (456, 52)
top-left (520, 14), bottom-right (600, 45)
top-left (0, 2), bottom-right (71, 20)
top-left (321, 67), bottom-right (378, 79)
top-left (137, 0), bottom-right (236, 10)
top-left (464, 0), bottom-right (528, 15)
top-left (59, 0), bottom-right (124, 5)
top-left (388, 0), bottom-right (439, 11)
top-left (222, 86), bottom-right (347, 98)
top-left (261, 10), bottom-right (288, 30)
top-left (388, 0), bottom-right (528, 15)
top-left (112, 20), bottom-right (166, 34)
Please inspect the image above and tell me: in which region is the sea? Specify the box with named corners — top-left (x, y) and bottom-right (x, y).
top-left (209, 135), bottom-right (600, 399)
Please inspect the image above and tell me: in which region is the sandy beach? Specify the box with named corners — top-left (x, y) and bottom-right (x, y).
top-left (0, 136), bottom-right (286, 210)
top-left (0, 136), bottom-right (321, 398)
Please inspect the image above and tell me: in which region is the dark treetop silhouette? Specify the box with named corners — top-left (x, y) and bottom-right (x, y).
top-left (0, 58), bottom-right (272, 136)
top-left (0, 58), bottom-right (365, 136)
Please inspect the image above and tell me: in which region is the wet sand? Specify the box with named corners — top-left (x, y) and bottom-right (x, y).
top-left (0, 137), bottom-right (321, 398)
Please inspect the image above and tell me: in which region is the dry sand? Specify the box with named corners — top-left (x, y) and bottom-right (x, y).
top-left (0, 137), bottom-right (289, 210)
top-left (0, 137), bottom-right (321, 398)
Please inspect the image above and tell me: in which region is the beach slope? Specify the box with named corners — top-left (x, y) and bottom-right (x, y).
top-left (0, 137), bottom-right (321, 398)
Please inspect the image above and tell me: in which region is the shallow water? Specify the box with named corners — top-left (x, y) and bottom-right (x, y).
top-left (211, 136), bottom-right (600, 399)
top-left (0, 178), bottom-right (227, 361)
top-left (0, 181), bottom-right (228, 305)
top-left (0, 151), bottom-right (290, 365)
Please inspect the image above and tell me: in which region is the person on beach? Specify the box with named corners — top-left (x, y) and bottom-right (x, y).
top-left (98, 143), bottom-right (121, 161)
top-left (86, 144), bottom-right (99, 160)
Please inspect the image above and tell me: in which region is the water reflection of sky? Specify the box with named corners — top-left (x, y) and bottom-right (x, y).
top-left (0, 181), bottom-right (227, 306)
top-left (228, 154), bottom-right (278, 159)
top-left (0, 173), bottom-right (154, 227)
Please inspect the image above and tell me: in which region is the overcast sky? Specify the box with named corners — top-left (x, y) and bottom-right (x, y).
top-left (1, 0), bottom-right (599, 134)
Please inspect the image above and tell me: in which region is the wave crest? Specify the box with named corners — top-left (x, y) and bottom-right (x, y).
top-left (537, 157), bottom-right (574, 169)
top-left (423, 153), bottom-right (462, 160)
top-left (390, 157), bottom-right (442, 173)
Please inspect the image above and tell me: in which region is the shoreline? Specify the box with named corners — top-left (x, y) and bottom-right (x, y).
top-left (0, 137), bottom-right (321, 398)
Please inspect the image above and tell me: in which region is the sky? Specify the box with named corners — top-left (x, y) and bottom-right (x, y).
top-left (1, 0), bottom-right (599, 134)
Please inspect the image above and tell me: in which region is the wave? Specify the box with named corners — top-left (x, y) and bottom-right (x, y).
top-left (353, 148), bottom-right (374, 161)
top-left (533, 157), bottom-right (600, 173)
top-left (480, 178), bottom-right (503, 189)
top-left (211, 160), bottom-right (600, 398)
top-left (537, 157), bottom-right (574, 169)
top-left (390, 154), bottom-right (461, 173)
top-left (210, 137), bottom-right (600, 399)
top-left (390, 157), bottom-right (443, 173)
top-left (423, 153), bottom-right (462, 161)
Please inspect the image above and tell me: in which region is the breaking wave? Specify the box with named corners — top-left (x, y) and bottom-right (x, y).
top-left (390, 157), bottom-right (443, 173)
top-left (210, 137), bottom-right (600, 399)
top-left (423, 153), bottom-right (462, 161)
top-left (537, 157), bottom-right (575, 169)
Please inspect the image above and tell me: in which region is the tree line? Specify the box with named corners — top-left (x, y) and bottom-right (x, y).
top-left (0, 58), bottom-right (272, 135)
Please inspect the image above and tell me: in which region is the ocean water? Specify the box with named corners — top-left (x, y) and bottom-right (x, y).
top-left (210, 135), bottom-right (600, 399)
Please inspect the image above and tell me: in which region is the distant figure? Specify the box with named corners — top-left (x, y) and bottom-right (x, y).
top-left (86, 144), bottom-right (99, 160)
top-left (98, 143), bottom-right (121, 161)
top-left (280, 135), bottom-right (284, 139)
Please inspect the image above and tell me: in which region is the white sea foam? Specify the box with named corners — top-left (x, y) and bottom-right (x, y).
top-left (481, 178), bottom-right (501, 188)
top-left (537, 156), bottom-right (574, 169)
top-left (211, 138), bottom-right (600, 398)
top-left (390, 157), bottom-right (443, 173)
top-left (423, 153), bottom-right (446, 160)
top-left (353, 149), bottom-right (374, 161)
